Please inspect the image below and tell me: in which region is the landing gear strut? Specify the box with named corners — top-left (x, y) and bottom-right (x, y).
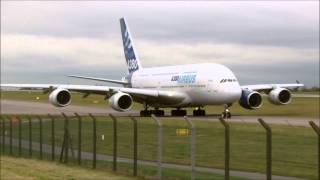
top-left (140, 102), bottom-right (151, 117)
top-left (171, 108), bottom-right (187, 116)
top-left (193, 107), bottom-right (206, 116)
top-left (140, 103), bottom-right (165, 117)
top-left (151, 108), bottom-right (165, 116)
top-left (221, 104), bottom-right (232, 119)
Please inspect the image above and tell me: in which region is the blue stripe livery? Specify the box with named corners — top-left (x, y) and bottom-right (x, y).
top-left (120, 18), bottom-right (142, 73)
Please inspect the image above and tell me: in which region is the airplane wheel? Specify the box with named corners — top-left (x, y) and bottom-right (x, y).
top-left (221, 112), bottom-right (231, 119)
top-left (160, 110), bottom-right (165, 116)
top-left (221, 112), bottom-right (227, 119)
top-left (227, 112), bottom-right (232, 118)
top-left (140, 110), bottom-right (152, 117)
top-left (193, 109), bottom-right (206, 116)
top-left (151, 110), bottom-right (165, 116)
top-left (171, 110), bottom-right (187, 116)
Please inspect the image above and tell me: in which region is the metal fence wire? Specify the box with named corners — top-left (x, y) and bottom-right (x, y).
top-left (0, 113), bottom-right (318, 180)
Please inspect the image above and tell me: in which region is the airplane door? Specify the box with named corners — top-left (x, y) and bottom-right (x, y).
top-left (207, 80), bottom-right (213, 92)
top-left (207, 79), bottom-right (218, 93)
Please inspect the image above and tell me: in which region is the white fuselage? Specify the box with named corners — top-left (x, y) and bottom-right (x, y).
top-left (130, 63), bottom-right (242, 107)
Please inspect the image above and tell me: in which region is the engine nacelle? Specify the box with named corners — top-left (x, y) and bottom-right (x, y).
top-left (109, 92), bottom-right (133, 112)
top-left (268, 88), bottom-right (292, 105)
top-left (49, 88), bottom-right (71, 107)
top-left (239, 90), bottom-right (263, 109)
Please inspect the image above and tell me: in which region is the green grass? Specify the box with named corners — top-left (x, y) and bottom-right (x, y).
top-left (1, 147), bottom-right (246, 180)
top-left (0, 155), bottom-right (138, 180)
top-left (2, 116), bottom-right (318, 179)
top-left (1, 91), bottom-right (319, 117)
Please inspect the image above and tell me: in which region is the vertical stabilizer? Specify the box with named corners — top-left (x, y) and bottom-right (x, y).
top-left (120, 17), bottom-right (142, 73)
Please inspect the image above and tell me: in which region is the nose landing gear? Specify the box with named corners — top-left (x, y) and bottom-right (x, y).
top-left (221, 104), bottom-right (232, 119)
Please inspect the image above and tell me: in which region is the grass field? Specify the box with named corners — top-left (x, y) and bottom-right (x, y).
top-left (1, 91), bottom-right (319, 117)
top-left (1, 147), bottom-right (246, 180)
top-left (2, 116), bottom-right (318, 179)
top-left (0, 155), bottom-right (139, 180)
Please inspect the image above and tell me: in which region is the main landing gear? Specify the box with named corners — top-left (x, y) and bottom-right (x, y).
top-left (193, 107), bottom-right (206, 116)
top-left (171, 108), bottom-right (187, 116)
top-left (140, 103), bottom-right (165, 117)
top-left (221, 104), bottom-right (232, 119)
top-left (140, 109), bottom-right (165, 117)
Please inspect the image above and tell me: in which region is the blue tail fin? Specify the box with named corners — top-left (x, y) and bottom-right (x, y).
top-left (120, 17), bottom-right (142, 73)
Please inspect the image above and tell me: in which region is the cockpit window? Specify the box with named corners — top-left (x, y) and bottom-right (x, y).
top-left (220, 79), bottom-right (237, 83)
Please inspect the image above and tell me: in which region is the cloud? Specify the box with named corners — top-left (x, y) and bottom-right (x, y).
top-left (1, 34), bottom-right (124, 71)
top-left (1, 1), bottom-right (318, 48)
top-left (2, 33), bottom-right (318, 86)
top-left (2, 33), bottom-right (317, 69)
top-left (1, 1), bottom-right (318, 86)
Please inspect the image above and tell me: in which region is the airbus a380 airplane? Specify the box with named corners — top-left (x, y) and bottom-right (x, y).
top-left (1, 18), bottom-right (304, 117)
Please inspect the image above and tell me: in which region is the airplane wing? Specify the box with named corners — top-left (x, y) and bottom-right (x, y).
top-left (0, 84), bottom-right (186, 102)
top-left (67, 75), bottom-right (129, 85)
top-left (241, 83), bottom-right (304, 92)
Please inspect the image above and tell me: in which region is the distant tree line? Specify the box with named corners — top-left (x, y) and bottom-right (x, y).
top-left (292, 86), bottom-right (320, 92)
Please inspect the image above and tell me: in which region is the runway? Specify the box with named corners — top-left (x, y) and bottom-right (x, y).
top-left (0, 100), bottom-right (134, 115)
top-left (1, 100), bottom-right (318, 127)
top-left (183, 115), bottom-right (319, 127)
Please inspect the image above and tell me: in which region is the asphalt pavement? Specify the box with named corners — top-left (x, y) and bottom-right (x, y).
top-left (1, 100), bottom-right (319, 127)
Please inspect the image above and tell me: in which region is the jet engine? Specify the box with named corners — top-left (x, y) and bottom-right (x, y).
top-left (239, 90), bottom-right (263, 109)
top-left (268, 88), bottom-right (292, 105)
top-left (109, 92), bottom-right (133, 111)
top-left (49, 88), bottom-right (71, 107)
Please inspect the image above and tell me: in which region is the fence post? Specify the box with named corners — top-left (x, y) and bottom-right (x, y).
top-left (109, 114), bottom-right (118, 172)
top-left (27, 116), bottom-right (32, 157)
top-left (258, 118), bottom-right (272, 180)
top-left (130, 116), bottom-right (138, 176)
top-left (37, 116), bottom-right (43, 160)
top-left (89, 114), bottom-right (97, 169)
top-left (0, 116), bottom-right (2, 151)
top-left (1, 116), bottom-right (5, 154)
top-left (309, 121), bottom-right (320, 180)
top-left (151, 114), bottom-right (163, 180)
top-left (219, 118), bottom-right (230, 180)
top-left (17, 116), bottom-right (22, 157)
top-left (184, 116), bottom-right (196, 180)
top-left (48, 114), bottom-right (55, 161)
top-left (61, 113), bottom-right (69, 163)
top-left (9, 116), bottom-right (12, 156)
top-left (75, 113), bottom-right (82, 165)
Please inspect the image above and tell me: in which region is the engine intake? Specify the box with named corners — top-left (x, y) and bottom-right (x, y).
top-left (239, 90), bottom-right (262, 109)
top-left (49, 88), bottom-right (71, 107)
top-left (109, 92), bottom-right (133, 111)
top-left (268, 88), bottom-right (292, 105)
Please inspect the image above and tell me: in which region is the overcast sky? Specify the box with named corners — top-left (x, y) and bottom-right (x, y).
top-left (1, 1), bottom-right (319, 87)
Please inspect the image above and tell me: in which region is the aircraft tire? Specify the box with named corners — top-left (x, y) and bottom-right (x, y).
top-left (227, 112), bottom-right (232, 118)
top-left (140, 110), bottom-right (152, 117)
top-left (151, 110), bottom-right (165, 117)
top-left (171, 110), bottom-right (187, 116)
top-left (193, 109), bottom-right (206, 116)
